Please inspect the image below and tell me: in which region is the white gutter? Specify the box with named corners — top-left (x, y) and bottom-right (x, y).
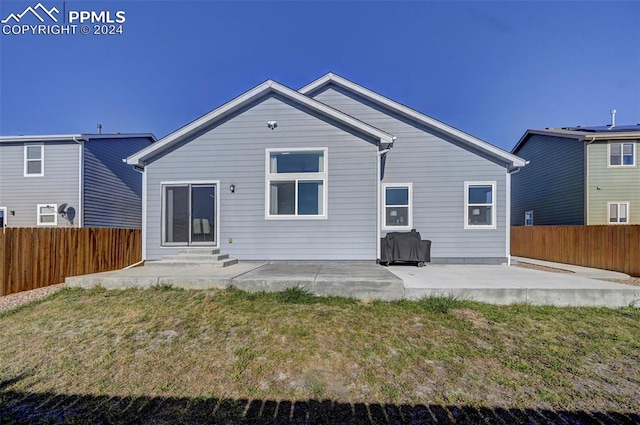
top-left (73, 136), bottom-right (84, 227)
top-left (505, 171), bottom-right (511, 265)
top-left (584, 136), bottom-right (597, 225)
top-left (141, 167), bottom-right (147, 260)
top-left (376, 144), bottom-right (394, 261)
top-left (376, 149), bottom-right (381, 261)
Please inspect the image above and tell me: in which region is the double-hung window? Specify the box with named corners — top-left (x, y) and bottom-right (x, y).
top-left (382, 183), bottom-right (412, 230)
top-left (24, 143), bottom-right (44, 176)
top-left (609, 142), bottom-right (635, 166)
top-left (266, 148), bottom-right (327, 218)
top-left (37, 204), bottom-right (57, 226)
top-left (608, 202), bottom-right (629, 224)
top-left (465, 182), bottom-right (496, 229)
top-left (524, 210), bottom-right (533, 226)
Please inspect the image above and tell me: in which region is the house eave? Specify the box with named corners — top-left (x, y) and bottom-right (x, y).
top-left (512, 129), bottom-right (640, 155)
top-left (300, 72), bottom-right (526, 169)
top-left (0, 133), bottom-right (157, 144)
top-left (126, 79), bottom-right (395, 167)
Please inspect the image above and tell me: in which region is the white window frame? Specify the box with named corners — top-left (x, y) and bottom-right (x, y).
top-left (524, 210), bottom-right (533, 226)
top-left (24, 143), bottom-right (44, 177)
top-left (607, 201), bottom-right (629, 224)
top-left (160, 180), bottom-right (220, 247)
top-left (464, 181), bottom-right (497, 229)
top-left (265, 148), bottom-right (328, 219)
top-left (382, 183), bottom-right (412, 231)
top-left (0, 207), bottom-right (7, 228)
top-left (608, 142), bottom-right (636, 167)
top-left (37, 204), bottom-right (57, 226)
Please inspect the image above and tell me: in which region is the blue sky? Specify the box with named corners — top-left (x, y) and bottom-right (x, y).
top-left (1, 1), bottom-right (638, 151)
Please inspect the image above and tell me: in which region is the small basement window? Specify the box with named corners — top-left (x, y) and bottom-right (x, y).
top-left (37, 204), bottom-right (57, 226)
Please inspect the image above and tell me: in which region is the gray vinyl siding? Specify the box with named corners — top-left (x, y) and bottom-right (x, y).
top-left (511, 135), bottom-right (585, 225)
top-left (144, 94), bottom-right (378, 261)
top-left (311, 85), bottom-right (509, 261)
top-left (83, 137), bottom-right (152, 228)
top-left (587, 140), bottom-right (640, 224)
top-left (0, 141), bottom-right (80, 227)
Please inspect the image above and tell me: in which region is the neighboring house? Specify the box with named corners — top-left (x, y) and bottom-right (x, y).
top-left (511, 125), bottom-right (640, 226)
top-left (127, 73), bottom-right (526, 263)
top-left (0, 133), bottom-right (156, 229)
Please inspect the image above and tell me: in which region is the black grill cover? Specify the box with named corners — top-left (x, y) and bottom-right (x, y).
top-left (380, 230), bottom-right (431, 264)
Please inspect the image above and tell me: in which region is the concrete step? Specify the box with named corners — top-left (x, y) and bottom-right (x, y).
top-left (146, 258), bottom-right (239, 268)
top-left (163, 253), bottom-right (230, 261)
top-left (177, 248), bottom-right (221, 255)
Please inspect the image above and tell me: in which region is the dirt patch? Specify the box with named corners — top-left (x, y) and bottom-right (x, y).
top-left (517, 262), bottom-right (573, 274)
top-left (451, 308), bottom-right (489, 329)
top-left (600, 277), bottom-right (640, 287)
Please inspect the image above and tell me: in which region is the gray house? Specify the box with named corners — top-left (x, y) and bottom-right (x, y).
top-left (127, 73), bottom-right (525, 263)
top-left (511, 125), bottom-right (640, 226)
top-left (0, 133), bottom-right (155, 228)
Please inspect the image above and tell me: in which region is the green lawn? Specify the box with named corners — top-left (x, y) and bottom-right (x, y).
top-left (1, 286), bottom-right (638, 417)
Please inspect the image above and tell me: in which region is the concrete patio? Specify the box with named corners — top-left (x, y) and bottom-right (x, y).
top-left (65, 259), bottom-right (640, 308)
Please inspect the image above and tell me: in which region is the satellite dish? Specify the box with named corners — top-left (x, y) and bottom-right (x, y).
top-left (58, 203), bottom-right (68, 216)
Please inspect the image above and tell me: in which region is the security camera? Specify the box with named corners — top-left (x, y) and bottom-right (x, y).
top-left (267, 121), bottom-right (277, 129)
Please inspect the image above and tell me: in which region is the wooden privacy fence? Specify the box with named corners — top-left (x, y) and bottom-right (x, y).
top-left (0, 227), bottom-right (141, 296)
top-left (511, 225), bottom-right (640, 277)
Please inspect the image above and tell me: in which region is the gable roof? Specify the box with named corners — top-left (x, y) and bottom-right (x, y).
top-left (513, 127), bottom-right (640, 155)
top-left (126, 80), bottom-right (395, 167)
top-left (300, 72), bottom-right (526, 169)
top-left (0, 133), bottom-right (156, 143)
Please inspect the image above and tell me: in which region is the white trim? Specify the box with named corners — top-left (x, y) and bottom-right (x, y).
top-left (300, 73), bottom-right (526, 168)
top-left (607, 201), bottom-right (630, 224)
top-left (265, 148), bottom-right (328, 219)
top-left (607, 141), bottom-right (636, 168)
top-left (505, 172), bottom-right (511, 264)
top-left (0, 207), bottom-right (7, 228)
top-left (127, 81), bottom-right (393, 166)
top-left (376, 151), bottom-right (381, 260)
top-left (585, 142), bottom-right (590, 224)
top-left (160, 181), bottom-right (220, 247)
top-left (78, 141), bottom-right (83, 227)
top-left (37, 204), bottom-right (57, 226)
top-left (142, 169), bottom-right (147, 260)
top-left (464, 181), bottom-right (497, 229)
top-left (24, 143), bottom-right (44, 177)
top-left (381, 183), bottom-right (413, 231)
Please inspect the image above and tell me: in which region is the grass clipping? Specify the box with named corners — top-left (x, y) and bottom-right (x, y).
top-left (0, 286), bottom-right (639, 413)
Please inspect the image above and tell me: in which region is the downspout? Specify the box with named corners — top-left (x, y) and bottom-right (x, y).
top-left (585, 136), bottom-right (596, 225)
top-left (505, 162), bottom-right (528, 266)
top-left (129, 163), bottom-right (147, 261)
top-left (73, 136), bottom-right (84, 227)
top-left (376, 143), bottom-right (393, 262)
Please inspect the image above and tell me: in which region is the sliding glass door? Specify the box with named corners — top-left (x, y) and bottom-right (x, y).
top-left (163, 183), bottom-right (216, 246)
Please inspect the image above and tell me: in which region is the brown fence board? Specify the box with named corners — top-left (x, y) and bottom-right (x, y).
top-left (511, 225), bottom-right (640, 277)
top-left (0, 227), bottom-right (141, 296)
